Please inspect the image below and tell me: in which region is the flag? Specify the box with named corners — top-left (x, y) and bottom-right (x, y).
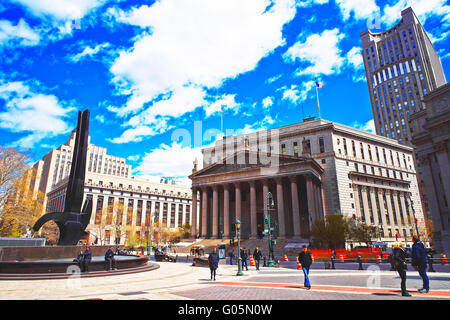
top-left (221, 105), bottom-right (225, 116)
top-left (315, 80), bottom-right (324, 88)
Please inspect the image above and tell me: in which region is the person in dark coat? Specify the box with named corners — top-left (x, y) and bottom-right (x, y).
top-left (228, 250), bottom-right (234, 265)
top-left (105, 247), bottom-right (117, 271)
top-left (411, 236), bottom-right (429, 293)
top-left (253, 247), bottom-right (262, 271)
top-left (75, 251), bottom-right (84, 271)
top-left (81, 245), bottom-right (92, 272)
top-left (298, 246), bottom-right (312, 289)
top-left (208, 248), bottom-right (220, 281)
top-left (393, 242), bottom-right (411, 297)
top-left (241, 247), bottom-right (248, 271)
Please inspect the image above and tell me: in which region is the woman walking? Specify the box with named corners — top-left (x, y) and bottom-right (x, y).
top-left (393, 242), bottom-right (411, 297)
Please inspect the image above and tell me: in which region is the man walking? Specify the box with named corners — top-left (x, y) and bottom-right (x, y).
top-left (208, 247), bottom-right (220, 281)
top-left (253, 247), bottom-right (262, 271)
top-left (298, 246), bottom-right (312, 290)
top-left (241, 247), bottom-right (248, 271)
top-left (411, 236), bottom-right (429, 293)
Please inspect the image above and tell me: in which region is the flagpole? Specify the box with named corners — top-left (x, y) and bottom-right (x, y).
top-left (221, 105), bottom-right (224, 138)
top-left (315, 81), bottom-right (321, 119)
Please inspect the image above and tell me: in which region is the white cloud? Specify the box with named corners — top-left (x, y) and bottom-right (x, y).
top-left (346, 47), bottom-right (363, 70)
top-left (295, 0), bottom-right (329, 8)
top-left (266, 74), bottom-right (282, 84)
top-left (262, 96), bottom-right (274, 109)
top-left (134, 142), bottom-right (204, 180)
top-left (283, 28), bottom-right (346, 76)
top-left (204, 94), bottom-right (240, 118)
top-left (107, 122), bottom-right (173, 144)
top-left (281, 81), bottom-right (316, 104)
top-left (126, 155), bottom-right (140, 161)
top-left (382, 0), bottom-right (450, 26)
top-left (108, 0), bottom-right (297, 118)
top-left (68, 42), bottom-right (110, 63)
top-left (336, 0), bottom-right (379, 21)
top-left (10, 0), bottom-right (107, 21)
top-left (106, 0), bottom-right (297, 143)
top-left (0, 80), bottom-right (74, 148)
top-left (351, 119), bottom-right (375, 134)
top-left (0, 19), bottom-right (40, 47)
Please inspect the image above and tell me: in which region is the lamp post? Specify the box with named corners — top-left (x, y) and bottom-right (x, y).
top-left (235, 220), bottom-right (243, 276)
top-left (266, 192), bottom-right (275, 267)
top-left (379, 224), bottom-right (383, 242)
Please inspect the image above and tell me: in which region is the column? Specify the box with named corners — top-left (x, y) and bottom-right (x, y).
top-left (235, 183), bottom-right (241, 223)
top-left (212, 185), bottom-right (219, 239)
top-left (290, 176), bottom-right (301, 237)
top-left (306, 176), bottom-right (317, 223)
top-left (262, 179), bottom-right (269, 215)
top-left (249, 181), bottom-right (257, 239)
top-left (191, 188), bottom-right (197, 237)
top-left (201, 187), bottom-right (208, 237)
top-left (223, 184), bottom-right (230, 238)
top-left (275, 178), bottom-right (286, 238)
top-left (436, 150), bottom-right (450, 210)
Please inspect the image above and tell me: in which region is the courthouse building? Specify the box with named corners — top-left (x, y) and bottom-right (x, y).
top-left (190, 119), bottom-right (425, 245)
top-left (410, 83), bottom-right (450, 254)
top-left (31, 130), bottom-right (194, 245)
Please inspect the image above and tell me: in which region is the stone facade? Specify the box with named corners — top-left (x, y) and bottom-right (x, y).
top-left (410, 83), bottom-right (450, 254)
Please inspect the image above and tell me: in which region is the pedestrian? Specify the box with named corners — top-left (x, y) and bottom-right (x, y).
top-left (298, 246), bottom-right (312, 290)
top-left (392, 242), bottom-right (411, 297)
top-left (82, 245), bottom-right (92, 272)
top-left (411, 235), bottom-right (429, 293)
top-left (208, 247), bottom-right (220, 281)
top-left (253, 247), bottom-right (262, 271)
top-left (75, 250), bottom-right (84, 271)
top-left (105, 247), bottom-right (117, 271)
top-left (241, 247), bottom-right (248, 271)
top-left (229, 250), bottom-right (234, 265)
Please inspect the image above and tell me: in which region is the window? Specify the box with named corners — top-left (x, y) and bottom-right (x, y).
top-left (319, 137), bottom-right (325, 153)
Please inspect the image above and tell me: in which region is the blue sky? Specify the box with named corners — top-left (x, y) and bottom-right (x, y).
top-left (0, 0), bottom-right (449, 185)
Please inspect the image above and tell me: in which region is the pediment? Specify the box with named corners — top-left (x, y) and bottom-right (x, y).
top-left (190, 150), bottom-right (315, 178)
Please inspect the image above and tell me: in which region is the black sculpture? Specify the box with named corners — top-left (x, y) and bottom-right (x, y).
top-left (33, 110), bottom-right (92, 245)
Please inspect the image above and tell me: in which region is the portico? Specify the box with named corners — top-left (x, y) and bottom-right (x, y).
top-left (189, 150), bottom-right (324, 240)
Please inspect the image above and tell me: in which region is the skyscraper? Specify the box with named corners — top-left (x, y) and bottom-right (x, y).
top-left (360, 7), bottom-right (446, 146)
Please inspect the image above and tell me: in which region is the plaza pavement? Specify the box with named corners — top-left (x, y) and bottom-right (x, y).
top-left (0, 259), bottom-right (449, 300)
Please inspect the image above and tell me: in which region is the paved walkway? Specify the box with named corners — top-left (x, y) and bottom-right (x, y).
top-left (0, 261), bottom-right (449, 300)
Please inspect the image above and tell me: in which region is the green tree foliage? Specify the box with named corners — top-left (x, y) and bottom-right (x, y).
top-left (348, 218), bottom-right (379, 245)
top-left (311, 214), bottom-right (350, 248)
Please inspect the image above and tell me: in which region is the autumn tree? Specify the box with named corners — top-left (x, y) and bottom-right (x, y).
top-left (0, 146), bottom-right (29, 208)
top-left (0, 148), bottom-right (46, 237)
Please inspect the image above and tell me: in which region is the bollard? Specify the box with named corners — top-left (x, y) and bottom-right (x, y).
top-left (263, 256), bottom-right (267, 267)
top-left (331, 256), bottom-right (336, 269)
top-left (357, 255), bottom-right (364, 270)
top-left (187, 254), bottom-right (189, 263)
top-left (428, 255), bottom-right (436, 272)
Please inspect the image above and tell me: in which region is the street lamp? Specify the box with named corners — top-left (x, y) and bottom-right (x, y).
top-left (266, 192), bottom-right (275, 267)
top-left (379, 224), bottom-right (383, 241)
top-left (235, 220), bottom-right (243, 276)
